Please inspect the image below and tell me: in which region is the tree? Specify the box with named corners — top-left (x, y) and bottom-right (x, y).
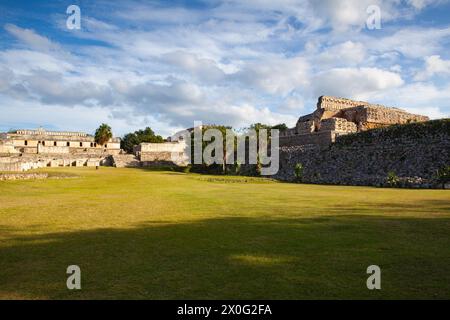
top-left (248, 123), bottom-right (277, 176)
top-left (120, 127), bottom-right (164, 153)
top-left (121, 133), bottom-right (141, 154)
top-left (436, 166), bottom-right (450, 189)
top-left (95, 124), bottom-right (113, 145)
top-left (294, 163), bottom-right (304, 182)
top-left (190, 125), bottom-right (234, 174)
top-left (272, 123), bottom-right (288, 132)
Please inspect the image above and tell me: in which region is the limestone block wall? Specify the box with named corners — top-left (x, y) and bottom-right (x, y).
top-left (320, 118), bottom-right (357, 133)
top-left (279, 128), bottom-right (296, 137)
top-left (0, 173), bottom-right (48, 181)
top-left (274, 120), bottom-right (450, 188)
top-left (0, 141), bottom-right (18, 154)
top-left (38, 145), bottom-right (70, 154)
top-left (22, 147), bottom-right (38, 154)
top-left (136, 141), bottom-right (189, 166)
top-left (317, 96), bottom-right (429, 127)
top-left (0, 153), bottom-right (109, 172)
top-left (363, 106), bottom-right (429, 125)
top-left (2, 129), bottom-right (121, 154)
top-left (279, 130), bottom-right (335, 147)
top-left (0, 159), bottom-right (21, 171)
top-left (137, 141), bottom-right (187, 153)
top-left (318, 96), bottom-right (367, 111)
top-left (296, 120), bottom-right (315, 134)
top-left (140, 152), bottom-right (188, 166)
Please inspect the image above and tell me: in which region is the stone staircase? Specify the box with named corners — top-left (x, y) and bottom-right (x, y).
top-left (111, 154), bottom-right (141, 168)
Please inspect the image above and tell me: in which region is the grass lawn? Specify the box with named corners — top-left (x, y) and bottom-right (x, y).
top-left (0, 167), bottom-right (449, 299)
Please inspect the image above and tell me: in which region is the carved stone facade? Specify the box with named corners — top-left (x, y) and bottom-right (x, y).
top-left (1, 128), bottom-right (121, 155)
top-left (280, 96), bottom-right (430, 146)
top-left (0, 128), bottom-right (121, 171)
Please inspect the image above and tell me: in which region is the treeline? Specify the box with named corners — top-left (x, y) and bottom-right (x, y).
top-left (186, 123), bottom-right (287, 175)
top-left (120, 127), bottom-right (164, 153)
top-left (120, 123), bottom-right (287, 155)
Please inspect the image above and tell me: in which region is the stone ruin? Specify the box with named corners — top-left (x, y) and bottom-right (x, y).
top-left (0, 128), bottom-right (121, 171)
top-left (0, 96), bottom-right (435, 177)
top-left (280, 96), bottom-right (430, 147)
top-left (134, 140), bottom-right (189, 167)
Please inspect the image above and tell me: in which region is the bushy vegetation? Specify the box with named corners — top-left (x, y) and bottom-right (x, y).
top-left (121, 127), bottom-right (164, 153)
top-left (386, 171), bottom-right (400, 187)
top-left (294, 163), bottom-right (304, 182)
top-left (435, 165), bottom-right (450, 188)
top-left (188, 123), bottom-right (286, 176)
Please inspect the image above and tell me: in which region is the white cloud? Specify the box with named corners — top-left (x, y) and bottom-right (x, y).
top-left (316, 41), bottom-right (366, 66)
top-left (313, 67), bottom-right (404, 100)
top-left (1, 0), bottom-right (450, 137)
top-left (162, 51), bottom-right (227, 82)
top-left (415, 55), bottom-right (450, 80)
top-left (5, 24), bottom-right (60, 52)
top-left (370, 82), bottom-right (450, 118)
top-left (406, 0), bottom-right (446, 10)
top-left (370, 27), bottom-right (450, 59)
top-left (233, 56), bottom-right (310, 96)
top-left (0, 50), bottom-right (74, 74)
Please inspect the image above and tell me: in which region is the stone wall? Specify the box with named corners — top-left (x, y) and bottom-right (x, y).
top-left (37, 145), bottom-right (70, 154)
top-left (135, 141), bottom-right (189, 166)
top-left (0, 141), bottom-right (18, 154)
top-left (281, 96), bottom-right (430, 144)
top-left (279, 130), bottom-right (335, 147)
top-left (2, 128), bottom-right (121, 155)
top-left (320, 117), bottom-right (357, 133)
top-left (318, 96), bottom-right (430, 130)
top-left (0, 154), bottom-right (109, 172)
top-left (0, 173), bottom-right (48, 181)
top-left (274, 120), bottom-right (450, 188)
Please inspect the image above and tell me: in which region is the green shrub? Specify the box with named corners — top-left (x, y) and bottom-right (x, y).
top-left (294, 163), bottom-right (304, 182)
top-left (386, 171), bottom-right (399, 187)
top-left (435, 165), bottom-right (450, 188)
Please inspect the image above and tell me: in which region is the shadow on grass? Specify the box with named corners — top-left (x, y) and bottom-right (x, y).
top-left (1, 212), bottom-right (450, 300)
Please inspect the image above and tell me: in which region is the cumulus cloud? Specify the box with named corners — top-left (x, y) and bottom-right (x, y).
top-left (162, 51), bottom-right (227, 83)
top-left (232, 56), bottom-right (310, 96)
top-left (316, 41), bottom-right (366, 66)
top-left (0, 0), bottom-right (449, 135)
top-left (406, 0), bottom-right (447, 10)
top-left (5, 24), bottom-right (60, 52)
top-left (370, 27), bottom-right (450, 59)
top-left (371, 82), bottom-right (450, 118)
top-left (313, 67), bottom-right (404, 100)
top-left (415, 55), bottom-right (450, 80)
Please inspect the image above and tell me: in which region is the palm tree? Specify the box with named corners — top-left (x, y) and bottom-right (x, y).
top-left (95, 124), bottom-right (113, 145)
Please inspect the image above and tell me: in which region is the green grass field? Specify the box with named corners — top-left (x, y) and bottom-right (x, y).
top-left (0, 167), bottom-right (449, 299)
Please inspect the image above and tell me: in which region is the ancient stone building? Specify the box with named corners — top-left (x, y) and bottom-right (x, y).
top-left (0, 128), bottom-right (121, 171)
top-left (276, 119), bottom-right (450, 188)
top-left (280, 96), bottom-right (429, 147)
top-left (1, 128), bottom-right (120, 155)
top-left (134, 140), bottom-right (189, 166)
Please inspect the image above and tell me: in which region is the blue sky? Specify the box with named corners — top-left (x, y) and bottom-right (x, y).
top-left (0, 0), bottom-right (449, 137)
